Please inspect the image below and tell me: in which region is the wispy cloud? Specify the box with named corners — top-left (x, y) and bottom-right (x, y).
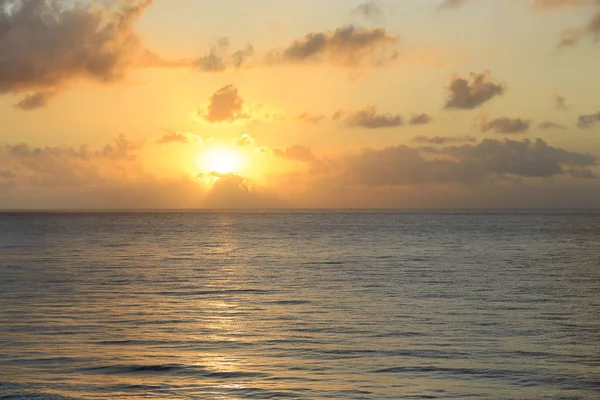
top-left (438, 0), bottom-right (477, 10)
top-left (539, 121), bottom-right (567, 130)
top-left (352, 0), bottom-right (384, 20)
top-left (193, 38), bottom-right (255, 72)
top-left (269, 25), bottom-right (398, 67)
top-left (343, 106), bottom-right (404, 129)
top-left (481, 117), bottom-right (531, 134)
top-left (412, 135), bottom-right (477, 144)
top-left (578, 112), bottom-right (600, 129)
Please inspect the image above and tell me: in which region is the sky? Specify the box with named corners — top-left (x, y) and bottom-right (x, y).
top-left (1, 0), bottom-right (600, 209)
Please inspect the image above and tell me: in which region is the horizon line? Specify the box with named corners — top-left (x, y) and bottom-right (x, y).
top-left (1, 208), bottom-right (600, 213)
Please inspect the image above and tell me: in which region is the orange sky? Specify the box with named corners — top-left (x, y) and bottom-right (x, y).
top-left (1, 0), bottom-right (599, 209)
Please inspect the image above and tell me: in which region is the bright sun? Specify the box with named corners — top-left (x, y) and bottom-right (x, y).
top-left (197, 147), bottom-right (244, 174)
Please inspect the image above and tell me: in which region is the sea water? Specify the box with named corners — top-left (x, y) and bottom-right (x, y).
top-left (1, 211), bottom-right (599, 399)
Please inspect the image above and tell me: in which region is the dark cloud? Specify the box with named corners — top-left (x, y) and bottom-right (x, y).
top-left (193, 38), bottom-right (230, 72)
top-left (14, 91), bottom-right (56, 110)
top-left (444, 71), bottom-right (505, 110)
top-left (276, 25), bottom-right (398, 67)
top-left (352, 1), bottom-right (383, 20)
top-left (332, 110), bottom-right (346, 121)
top-left (539, 121), bottom-right (567, 130)
top-left (344, 138), bottom-right (596, 186)
top-left (232, 44), bottom-right (255, 68)
top-left (441, 138), bottom-right (595, 178)
top-left (553, 94), bottom-right (569, 110)
top-left (412, 135), bottom-right (477, 144)
top-left (481, 117), bottom-right (531, 134)
top-left (567, 167), bottom-right (595, 178)
top-left (438, 0), bottom-right (476, 9)
top-left (0, 0), bottom-right (156, 107)
top-left (298, 113), bottom-right (326, 124)
top-left (343, 106), bottom-right (403, 129)
top-left (193, 39), bottom-right (254, 72)
top-left (273, 145), bottom-right (318, 163)
top-left (198, 85), bottom-right (250, 123)
top-left (409, 113), bottom-right (434, 125)
top-left (156, 131), bottom-right (189, 144)
top-left (578, 112), bottom-right (600, 129)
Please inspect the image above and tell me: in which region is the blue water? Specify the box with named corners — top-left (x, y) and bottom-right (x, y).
top-left (1, 211), bottom-right (599, 399)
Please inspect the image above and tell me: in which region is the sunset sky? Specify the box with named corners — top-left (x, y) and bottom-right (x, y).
top-left (1, 0), bottom-right (599, 209)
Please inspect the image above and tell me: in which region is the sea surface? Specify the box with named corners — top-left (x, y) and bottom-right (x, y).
top-left (0, 211), bottom-right (599, 399)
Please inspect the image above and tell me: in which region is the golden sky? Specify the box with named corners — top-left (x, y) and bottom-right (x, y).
top-left (1, 0), bottom-right (600, 209)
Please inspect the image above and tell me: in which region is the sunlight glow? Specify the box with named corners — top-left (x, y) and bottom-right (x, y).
top-left (197, 147), bottom-right (245, 174)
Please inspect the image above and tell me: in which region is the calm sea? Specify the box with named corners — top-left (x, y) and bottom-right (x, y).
top-left (0, 211), bottom-right (599, 399)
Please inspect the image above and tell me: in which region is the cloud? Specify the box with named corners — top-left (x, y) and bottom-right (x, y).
top-left (539, 121), bottom-right (567, 130)
top-left (0, 134), bottom-right (142, 188)
top-left (531, 0), bottom-right (598, 10)
top-left (236, 133), bottom-right (255, 146)
top-left (578, 111), bottom-right (600, 128)
top-left (97, 134), bottom-right (143, 161)
top-left (156, 131), bottom-right (190, 144)
top-left (0, 169), bottom-right (16, 179)
top-left (0, 135), bottom-right (286, 209)
top-left (442, 138), bottom-right (595, 178)
top-left (481, 117), bottom-right (531, 134)
top-left (193, 38), bottom-right (255, 72)
top-left (273, 25), bottom-right (398, 67)
top-left (0, 0), bottom-right (158, 107)
top-left (412, 135), bottom-right (477, 144)
top-left (193, 38), bottom-right (230, 72)
top-left (444, 71), bottom-right (505, 110)
top-left (344, 138), bottom-right (596, 186)
top-left (298, 109), bottom-right (431, 127)
top-left (553, 94), bottom-right (569, 110)
top-left (2, 135), bottom-right (598, 209)
top-left (556, 7), bottom-right (600, 47)
top-left (439, 0), bottom-right (476, 9)
top-left (273, 145), bottom-right (319, 163)
top-left (232, 44), bottom-right (255, 68)
top-left (343, 106), bottom-right (403, 129)
top-left (196, 86), bottom-right (281, 124)
top-left (409, 113), bottom-right (434, 125)
top-left (530, 1), bottom-right (600, 47)
top-left (332, 110), bottom-right (346, 121)
top-left (197, 85), bottom-right (250, 123)
top-left (298, 112), bottom-right (327, 124)
top-left (13, 91), bottom-right (56, 110)
top-left (352, 1), bottom-right (383, 20)
top-left (200, 172), bottom-right (285, 209)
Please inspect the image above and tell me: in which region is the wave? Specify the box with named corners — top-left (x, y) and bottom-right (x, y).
top-left (82, 364), bottom-right (268, 379)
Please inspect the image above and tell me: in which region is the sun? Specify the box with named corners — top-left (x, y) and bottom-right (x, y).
top-left (197, 147), bottom-right (244, 174)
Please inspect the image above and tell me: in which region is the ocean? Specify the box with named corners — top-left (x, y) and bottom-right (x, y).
top-left (0, 211), bottom-right (599, 399)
